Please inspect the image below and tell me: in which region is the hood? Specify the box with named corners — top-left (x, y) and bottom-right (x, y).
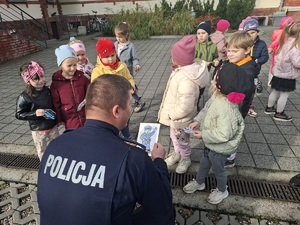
top-left (175, 61), bottom-right (210, 88)
top-left (210, 31), bottom-right (224, 44)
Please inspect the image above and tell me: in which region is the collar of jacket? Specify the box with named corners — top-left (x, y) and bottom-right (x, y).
top-left (52, 70), bottom-right (83, 81)
top-left (236, 55), bottom-right (252, 66)
top-left (85, 119), bottom-right (119, 136)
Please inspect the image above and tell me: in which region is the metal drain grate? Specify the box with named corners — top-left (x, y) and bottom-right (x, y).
top-left (0, 153), bottom-right (39, 170)
top-left (170, 172), bottom-right (300, 203)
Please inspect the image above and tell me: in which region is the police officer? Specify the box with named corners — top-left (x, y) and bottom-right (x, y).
top-left (37, 75), bottom-right (175, 225)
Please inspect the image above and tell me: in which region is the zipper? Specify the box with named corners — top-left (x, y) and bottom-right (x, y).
top-left (70, 79), bottom-right (83, 127)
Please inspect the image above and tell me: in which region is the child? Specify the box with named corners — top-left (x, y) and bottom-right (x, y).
top-left (224, 31), bottom-right (260, 167)
top-left (243, 18), bottom-right (269, 117)
top-left (91, 38), bottom-right (140, 140)
top-left (267, 16), bottom-right (294, 86)
top-left (210, 19), bottom-right (230, 62)
top-left (195, 20), bottom-right (219, 110)
top-left (69, 37), bottom-right (94, 80)
top-left (183, 63), bottom-right (250, 204)
top-left (16, 61), bottom-right (59, 160)
top-left (195, 20), bottom-right (219, 69)
top-left (210, 19), bottom-right (230, 77)
top-left (158, 35), bottom-right (210, 174)
top-left (265, 21), bottom-right (300, 122)
top-left (114, 22), bottom-right (145, 113)
top-left (51, 45), bottom-right (90, 130)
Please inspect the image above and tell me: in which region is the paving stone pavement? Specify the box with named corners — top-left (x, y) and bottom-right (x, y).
top-left (0, 26), bottom-right (300, 224)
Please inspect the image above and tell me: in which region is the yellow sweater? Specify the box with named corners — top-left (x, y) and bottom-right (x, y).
top-left (91, 57), bottom-right (135, 89)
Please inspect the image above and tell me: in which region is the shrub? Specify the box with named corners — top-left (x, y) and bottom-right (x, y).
top-left (226, 0), bottom-right (256, 29)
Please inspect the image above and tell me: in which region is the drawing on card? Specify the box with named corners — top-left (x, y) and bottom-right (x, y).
top-left (137, 123), bottom-right (160, 153)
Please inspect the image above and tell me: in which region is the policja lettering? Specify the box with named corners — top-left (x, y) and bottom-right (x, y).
top-left (44, 154), bottom-right (106, 188)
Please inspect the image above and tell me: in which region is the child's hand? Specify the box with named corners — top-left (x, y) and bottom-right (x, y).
top-left (193, 130), bottom-right (202, 139)
top-left (58, 122), bottom-right (65, 127)
top-left (268, 48), bottom-right (273, 54)
top-left (189, 121), bottom-right (200, 130)
top-left (173, 128), bottom-right (182, 138)
top-left (134, 65), bottom-right (141, 73)
top-left (36, 109), bottom-right (45, 117)
top-left (213, 59), bottom-right (219, 67)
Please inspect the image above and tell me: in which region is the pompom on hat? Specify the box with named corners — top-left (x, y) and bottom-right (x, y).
top-left (279, 16), bottom-right (294, 29)
top-left (243, 18), bottom-right (259, 32)
top-left (217, 19), bottom-right (230, 32)
top-left (171, 35), bottom-right (197, 66)
top-left (197, 21), bottom-right (212, 35)
top-left (55, 44), bottom-right (77, 66)
top-left (69, 37), bottom-right (86, 53)
top-left (215, 63), bottom-right (250, 104)
top-left (96, 38), bottom-right (116, 58)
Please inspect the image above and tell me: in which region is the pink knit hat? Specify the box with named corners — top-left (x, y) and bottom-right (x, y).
top-left (217, 19), bottom-right (230, 32)
top-left (279, 16), bottom-right (294, 29)
top-left (171, 35), bottom-right (197, 66)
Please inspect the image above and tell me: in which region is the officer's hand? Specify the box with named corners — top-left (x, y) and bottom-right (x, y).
top-left (151, 143), bottom-right (165, 160)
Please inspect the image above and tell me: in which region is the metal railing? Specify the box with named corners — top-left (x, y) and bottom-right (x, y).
top-left (0, 3), bottom-right (51, 48)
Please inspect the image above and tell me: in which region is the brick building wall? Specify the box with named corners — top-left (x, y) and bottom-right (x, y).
top-left (0, 31), bottom-right (43, 63)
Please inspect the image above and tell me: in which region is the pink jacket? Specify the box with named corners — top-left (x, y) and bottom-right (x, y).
top-left (269, 29), bottom-right (283, 71)
top-left (210, 30), bottom-right (227, 60)
top-left (273, 37), bottom-right (300, 80)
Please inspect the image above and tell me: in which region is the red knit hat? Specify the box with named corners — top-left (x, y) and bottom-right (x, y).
top-left (96, 38), bottom-right (116, 58)
top-left (217, 19), bottom-right (230, 32)
top-left (171, 35), bottom-right (197, 66)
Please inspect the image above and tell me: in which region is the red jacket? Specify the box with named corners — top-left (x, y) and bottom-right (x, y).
top-left (50, 70), bottom-right (90, 129)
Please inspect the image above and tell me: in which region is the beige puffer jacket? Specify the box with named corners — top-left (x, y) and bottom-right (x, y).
top-left (194, 92), bottom-right (245, 155)
top-left (158, 61), bottom-right (209, 129)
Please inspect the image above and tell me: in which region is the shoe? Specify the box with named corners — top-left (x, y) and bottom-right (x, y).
top-left (256, 80), bottom-right (263, 93)
top-left (133, 101), bottom-right (145, 113)
top-left (175, 157), bottom-right (191, 174)
top-left (273, 111), bottom-right (292, 122)
top-left (264, 106), bottom-right (276, 115)
top-left (183, 179), bottom-right (205, 194)
top-left (248, 106), bottom-right (257, 118)
top-left (207, 188), bottom-right (229, 204)
top-left (224, 159), bottom-right (235, 168)
top-left (165, 151), bottom-right (180, 167)
top-left (289, 174), bottom-right (300, 188)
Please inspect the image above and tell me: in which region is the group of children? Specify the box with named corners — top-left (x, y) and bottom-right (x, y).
top-left (159, 16), bottom-right (300, 205)
top-left (15, 22), bottom-right (145, 160)
top-left (15, 16), bottom-right (300, 206)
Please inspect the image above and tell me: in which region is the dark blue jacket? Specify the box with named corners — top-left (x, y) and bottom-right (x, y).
top-left (250, 36), bottom-right (269, 71)
top-left (37, 119), bottom-right (174, 225)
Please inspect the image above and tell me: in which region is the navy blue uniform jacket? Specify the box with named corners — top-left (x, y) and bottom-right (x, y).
top-left (37, 119), bottom-right (174, 225)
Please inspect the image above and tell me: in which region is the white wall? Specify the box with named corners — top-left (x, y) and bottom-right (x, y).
top-left (255, 0), bottom-right (280, 8)
top-left (0, 4), bottom-right (43, 20)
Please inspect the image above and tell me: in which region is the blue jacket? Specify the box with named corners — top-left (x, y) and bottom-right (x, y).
top-left (37, 119), bottom-right (174, 225)
top-left (250, 36), bottom-right (269, 71)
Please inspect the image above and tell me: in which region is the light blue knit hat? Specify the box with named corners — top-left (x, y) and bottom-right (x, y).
top-left (55, 44), bottom-right (78, 66)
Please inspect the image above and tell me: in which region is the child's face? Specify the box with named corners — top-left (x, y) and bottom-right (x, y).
top-left (197, 29), bottom-right (209, 42)
top-left (115, 33), bottom-right (128, 44)
top-left (227, 46), bottom-right (250, 63)
top-left (29, 74), bottom-right (46, 90)
top-left (76, 50), bottom-right (87, 64)
top-left (247, 30), bottom-right (258, 41)
top-left (61, 58), bottom-right (78, 77)
top-left (101, 53), bottom-right (117, 65)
